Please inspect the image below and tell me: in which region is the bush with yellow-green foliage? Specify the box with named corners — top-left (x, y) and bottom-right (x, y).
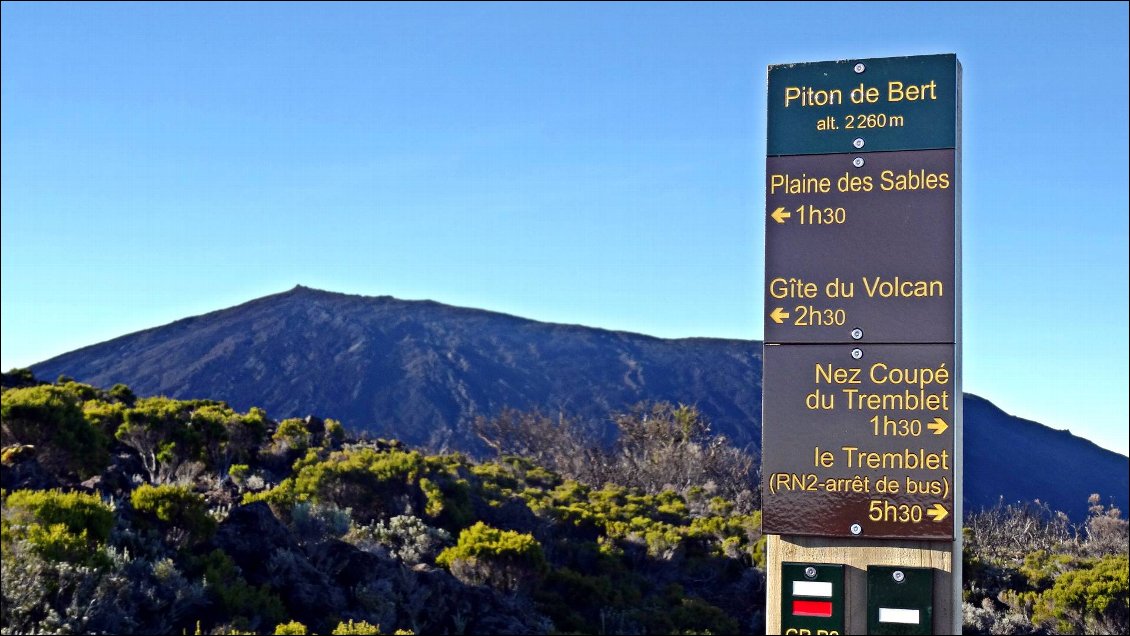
top-left (3, 489), bottom-right (114, 543)
top-left (437, 521), bottom-right (547, 592)
top-left (247, 446), bottom-right (422, 521)
top-left (113, 395), bottom-right (269, 483)
top-left (330, 619), bottom-right (383, 634)
top-left (325, 418), bottom-right (346, 447)
top-left (82, 398), bottom-right (127, 438)
top-left (130, 483), bottom-right (215, 544)
top-left (2, 384), bottom-right (110, 478)
top-left (1029, 553), bottom-right (1128, 634)
top-left (2, 489), bottom-right (114, 565)
top-left (274, 620), bottom-right (308, 634)
top-left (247, 445), bottom-right (472, 528)
top-left (272, 418), bottom-right (312, 454)
top-left (229, 462), bottom-right (251, 486)
top-left (514, 477), bottom-right (763, 564)
top-left (269, 618), bottom-right (410, 635)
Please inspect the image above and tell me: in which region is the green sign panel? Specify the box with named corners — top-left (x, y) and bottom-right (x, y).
top-left (768, 54), bottom-right (959, 156)
top-left (867, 566), bottom-right (934, 635)
top-left (781, 562), bottom-right (844, 635)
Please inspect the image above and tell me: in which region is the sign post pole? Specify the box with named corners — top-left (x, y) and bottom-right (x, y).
top-left (762, 54), bottom-right (961, 635)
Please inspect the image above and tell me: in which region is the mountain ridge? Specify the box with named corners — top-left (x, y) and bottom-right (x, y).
top-left (28, 286), bottom-right (1128, 521)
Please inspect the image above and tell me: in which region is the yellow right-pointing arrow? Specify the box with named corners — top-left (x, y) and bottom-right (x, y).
top-left (769, 307), bottom-right (790, 324)
top-left (770, 206), bottom-right (792, 224)
top-left (928, 417), bottom-right (949, 435)
top-left (926, 503), bottom-right (949, 522)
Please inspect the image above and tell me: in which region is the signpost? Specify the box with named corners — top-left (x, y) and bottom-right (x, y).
top-left (762, 54), bottom-right (961, 634)
top-left (762, 343), bottom-right (955, 539)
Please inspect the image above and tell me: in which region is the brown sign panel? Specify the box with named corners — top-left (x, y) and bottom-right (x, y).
top-left (764, 149), bottom-right (957, 344)
top-left (761, 343), bottom-right (955, 540)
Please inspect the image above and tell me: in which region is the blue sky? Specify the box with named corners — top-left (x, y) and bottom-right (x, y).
top-left (2, 2), bottom-right (1127, 455)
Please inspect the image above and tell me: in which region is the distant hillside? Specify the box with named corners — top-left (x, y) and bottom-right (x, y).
top-left (963, 394), bottom-right (1128, 521)
top-left (30, 286), bottom-right (1128, 521)
top-left (30, 286), bottom-right (762, 449)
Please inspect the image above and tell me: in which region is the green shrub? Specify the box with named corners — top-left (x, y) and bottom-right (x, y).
top-left (1032, 554), bottom-right (1129, 633)
top-left (274, 621), bottom-right (307, 634)
top-left (2, 490), bottom-right (113, 567)
top-left (83, 399), bottom-right (127, 437)
top-left (130, 484), bottom-right (215, 542)
top-left (229, 463), bottom-right (250, 483)
top-left (420, 477), bottom-right (445, 517)
top-left (23, 522), bottom-right (100, 564)
top-left (751, 532), bottom-right (767, 569)
top-left (115, 396), bottom-right (195, 481)
top-left (437, 521), bottom-right (546, 592)
top-left (331, 619), bottom-right (382, 634)
top-left (114, 396), bottom-right (263, 478)
top-left (108, 383), bottom-right (137, 405)
top-left (228, 406), bottom-right (269, 461)
top-left (708, 496), bottom-right (734, 515)
top-left (4, 489), bottom-right (114, 543)
top-left (536, 567), bottom-right (622, 631)
top-left (1, 384), bottom-right (109, 477)
top-left (1020, 549), bottom-right (1078, 588)
top-left (325, 418), bottom-right (346, 446)
top-left (3, 531), bottom-right (204, 634)
top-left (273, 418), bottom-right (311, 453)
top-left (57, 380), bottom-right (100, 402)
top-left (419, 475), bottom-right (472, 529)
top-left (655, 489), bottom-right (688, 519)
top-left (256, 447), bottom-right (427, 522)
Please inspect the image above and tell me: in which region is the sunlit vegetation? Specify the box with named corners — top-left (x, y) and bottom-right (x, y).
top-left (963, 497), bottom-right (1129, 634)
top-left (2, 369), bottom-right (1126, 634)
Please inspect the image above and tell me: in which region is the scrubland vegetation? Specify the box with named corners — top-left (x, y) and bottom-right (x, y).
top-left (2, 370), bottom-right (1126, 634)
top-left (963, 496), bottom-right (1128, 634)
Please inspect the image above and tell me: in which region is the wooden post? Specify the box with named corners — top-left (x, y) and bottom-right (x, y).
top-left (766, 534), bottom-right (961, 634)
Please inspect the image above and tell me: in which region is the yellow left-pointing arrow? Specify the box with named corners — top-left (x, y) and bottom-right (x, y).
top-left (770, 206), bottom-right (791, 224)
top-left (926, 503), bottom-right (948, 522)
top-left (770, 307), bottom-right (790, 324)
